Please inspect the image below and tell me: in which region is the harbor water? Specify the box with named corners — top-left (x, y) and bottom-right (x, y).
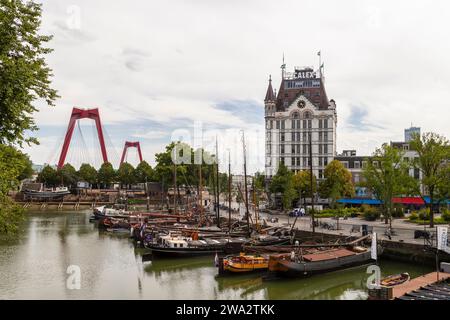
top-left (0, 210), bottom-right (432, 300)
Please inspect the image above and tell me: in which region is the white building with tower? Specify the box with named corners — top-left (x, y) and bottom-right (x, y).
top-left (264, 61), bottom-right (337, 180)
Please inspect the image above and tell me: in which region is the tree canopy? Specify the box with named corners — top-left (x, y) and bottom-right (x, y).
top-left (319, 160), bottom-right (354, 208)
top-left (0, 0), bottom-right (58, 146)
top-left (269, 163), bottom-right (296, 210)
top-left (362, 144), bottom-right (415, 225)
top-left (410, 132), bottom-right (450, 227)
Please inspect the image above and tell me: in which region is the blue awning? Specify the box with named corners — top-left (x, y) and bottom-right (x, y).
top-left (337, 198), bottom-right (382, 205)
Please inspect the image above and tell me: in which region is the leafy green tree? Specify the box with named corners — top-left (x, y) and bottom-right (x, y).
top-left (78, 163), bottom-right (98, 187)
top-left (269, 163), bottom-right (296, 211)
top-left (0, 0), bottom-right (58, 147)
top-left (293, 170), bottom-right (317, 206)
top-left (37, 165), bottom-right (58, 187)
top-left (410, 132), bottom-right (450, 227)
top-left (0, 1), bottom-right (58, 235)
top-left (17, 153), bottom-right (33, 181)
top-left (362, 144), bottom-right (415, 226)
top-left (0, 145), bottom-right (29, 234)
top-left (98, 162), bottom-right (116, 188)
top-left (117, 162), bottom-right (135, 189)
top-left (57, 164), bottom-right (78, 187)
top-left (134, 161), bottom-right (154, 183)
top-left (319, 160), bottom-right (354, 208)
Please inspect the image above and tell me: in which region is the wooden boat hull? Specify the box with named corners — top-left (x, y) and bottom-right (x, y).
top-left (149, 246), bottom-right (225, 258)
top-left (268, 250), bottom-right (373, 278)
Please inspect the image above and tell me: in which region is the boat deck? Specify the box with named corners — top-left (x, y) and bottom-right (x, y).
top-left (393, 272), bottom-right (450, 300)
top-left (302, 249), bottom-right (356, 262)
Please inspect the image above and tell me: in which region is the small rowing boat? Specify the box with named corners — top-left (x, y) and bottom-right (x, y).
top-left (381, 273), bottom-right (410, 287)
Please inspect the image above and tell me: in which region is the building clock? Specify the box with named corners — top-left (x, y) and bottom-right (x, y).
top-left (297, 100), bottom-right (306, 108)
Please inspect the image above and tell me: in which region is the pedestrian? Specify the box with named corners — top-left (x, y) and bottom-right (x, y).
top-left (300, 207), bottom-right (305, 217)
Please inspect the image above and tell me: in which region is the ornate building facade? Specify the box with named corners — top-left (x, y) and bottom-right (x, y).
top-left (264, 64), bottom-right (337, 180)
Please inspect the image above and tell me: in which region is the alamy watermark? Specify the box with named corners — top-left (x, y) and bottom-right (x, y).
top-left (66, 265), bottom-right (81, 290)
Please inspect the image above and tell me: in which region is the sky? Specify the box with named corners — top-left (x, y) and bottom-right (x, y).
top-left (22, 0), bottom-right (450, 174)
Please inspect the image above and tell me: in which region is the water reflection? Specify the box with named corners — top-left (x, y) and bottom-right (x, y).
top-left (0, 211), bottom-right (433, 300)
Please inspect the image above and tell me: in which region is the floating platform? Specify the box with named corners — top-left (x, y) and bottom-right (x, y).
top-left (393, 272), bottom-right (450, 300)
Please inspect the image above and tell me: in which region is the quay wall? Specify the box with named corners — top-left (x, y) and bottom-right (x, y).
top-left (293, 229), bottom-right (450, 266)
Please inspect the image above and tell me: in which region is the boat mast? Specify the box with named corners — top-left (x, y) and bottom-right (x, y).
top-left (173, 162), bottom-right (177, 214)
top-left (309, 130), bottom-right (315, 234)
top-left (199, 161), bottom-right (203, 223)
top-left (242, 131), bottom-right (251, 237)
top-left (252, 177), bottom-right (258, 231)
top-left (215, 137), bottom-right (220, 228)
top-left (228, 149), bottom-right (232, 233)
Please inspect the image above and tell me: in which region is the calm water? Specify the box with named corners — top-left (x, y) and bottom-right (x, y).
top-left (0, 210), bottom-right (432, 300)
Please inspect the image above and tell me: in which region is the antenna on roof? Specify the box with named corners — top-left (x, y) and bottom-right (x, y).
top-left (281, 52), bottom-right (286, 79)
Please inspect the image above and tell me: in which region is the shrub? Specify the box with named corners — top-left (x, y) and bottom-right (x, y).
top-left (418, 209), bottom-right (430, 221)
top-left (441, 209), bottom-right (450, 222)
top-left (409, 213), bottom-right (419, 221)
top-left (363, 207), bottom-right (381, 221)
top-left (392, 206), bottom-right (405, 218)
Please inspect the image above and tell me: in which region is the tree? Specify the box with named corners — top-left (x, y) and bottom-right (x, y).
top-left (78, 164), bottom-right (97, 187)
top-left (17, 153), bottom-right (33, 181)
top-left (0, 1), bottom-right (58, 235)
top-left (134, 161), bottom-right (154, 183)
top-left (319, 160), bottom-right (354, 208)
top-left (0, 145), bottom-right (29, 234)
top-left (410, 132), bottom-right (450, 227)
top-left (362, 144), bottom-right (415, 226)
top-left (98, 162), bottom-right (116, 188)
top-left (0, 0), bottom-right (58, 147)
top-left (117, 163), bottom-right (135, 189)
top-left (293, 170), bottom-right (317, 206)
top-left (269, 163), bottom-right (296, 211)
top-left (37, 165), bottom-right (58, 187)
top-left (253, 171), bottom-right (267, 205)
top-left (57, 164), bottom-right (78, 187)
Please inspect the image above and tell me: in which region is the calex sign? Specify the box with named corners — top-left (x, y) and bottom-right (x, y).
top-left (294, 69), bottom-right (316, 79)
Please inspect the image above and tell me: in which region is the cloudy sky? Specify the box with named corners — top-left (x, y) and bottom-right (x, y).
top-left (23, 0), bottom-right (450, 173)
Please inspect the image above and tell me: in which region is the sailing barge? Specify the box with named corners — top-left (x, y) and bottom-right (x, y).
top-left (268, 246), bottom-right (373, 277)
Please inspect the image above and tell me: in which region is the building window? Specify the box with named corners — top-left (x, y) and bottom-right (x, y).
top-left (354, 161), bottom-right (360, 169)
top-left (296, 132), bottom-right (300, 142)
top-left (318, 132), bottom-right (323, 141)
top-left (319, 119), bottom-right (323, 129)
top-left (324, 144), bottom-right (328, 154)
top-left (280, 133), bottom-right (285, 142)
top-left (414, 168), bottom-right (420, 179)
top-left (302, 120), bottom-right (307, 129)
top-left (318, 169), bottom-right (323, 179)
top-left (318, 157), bottom-right (323, 166)
top-left (342, 161), bottom-right (349, 168)
top-left (308, 120), bottom-right (312, 129)
top-left (318, 144), bottom-right (323, 154)
top-left (280, 145), bottom-right (285, 154)
top-left (296, 120), bottom-right (300, 129)
top-left (280, 157), bottom-right (285, 165)
top-left (291, 120), bottom-right (295, 129)
top-left (303, 132), bottom-right (307, 142)
top-left (324, 132), bottom-right (328, 142)
top-left (281, 120), bottom-right (285, 130)
top-left (302, 144), bottom-right (307, 154)
top-left (324, 157), bottom-right (328, 166)
top-left (276, 121), bottom-right (280, 129)
top-left (303, 157), bottom-right (307, 166)
top-left (324, 118), bottom-right (328, 129)
top-left (291, 145), bottom-right (295, 154)
top-left (291, 132), bottom-right (295, 142)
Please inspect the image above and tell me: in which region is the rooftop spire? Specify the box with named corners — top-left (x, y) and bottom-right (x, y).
top-left (264, 75), bottom-right (275, 102)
